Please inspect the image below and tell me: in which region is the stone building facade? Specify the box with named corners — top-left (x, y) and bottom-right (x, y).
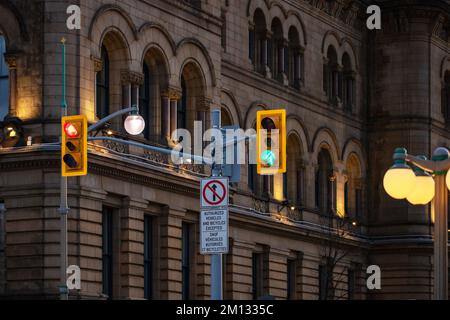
top-left (0, 0), bottom-right (449, 300)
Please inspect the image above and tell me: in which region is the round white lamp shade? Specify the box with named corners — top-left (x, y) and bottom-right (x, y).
top-left (446, 170), bottom-right (450, 192)
top-left (124, 115), bottom-right (145, 135)
top-left (383, 167), bottom-right (416, 199)
top-left (406, 175), bottom-right (435, 205)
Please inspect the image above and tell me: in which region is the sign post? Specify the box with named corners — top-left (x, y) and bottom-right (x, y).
top-left (202, 109), bottom-right (229, 301)
top-left (200, 177), bottom-right (229, 300)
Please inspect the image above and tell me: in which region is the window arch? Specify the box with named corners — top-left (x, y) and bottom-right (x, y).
top-left (315, 148), bottom-right (334, 215)
top-left (179, 75), bottom-right (188, 130)
top-left (323, 46), bottom-right (340, 106)
top-left (345, 154), bottom-right (362, 219)
top-left (96, 45), bottom-right (110, 120)
top-left (252, 9), bottom-right (269, 76)
top-left (342, 53), bottom-right (355, 113)
top-left (95, 31), bottom-right (130, 131)
top-left (221, 106), bottom-right (233, 127)
top-left (180, 62), bottom-right (207, 137)
top-left (140, 62), bottom-right (150, 139)
top-left (442, 71), bottom-right (450, 123)
top-left (0, 35), bottom-right (9, 120)
top-left (288, 27), bottom-right (303, 90)
top-left (284, 134), bottom-right (304, 206)
top-left (141, 48), bottom-right (169, 143)
top-left (270, 18), bottom-right (285, 83)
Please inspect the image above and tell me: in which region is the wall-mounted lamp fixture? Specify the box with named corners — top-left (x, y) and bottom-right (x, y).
top-left (0, 116), bottom-right (24, 148)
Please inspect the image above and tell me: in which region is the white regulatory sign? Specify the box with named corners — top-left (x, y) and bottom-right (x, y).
top-left (201, 178), bottom-right (229, 208)
top-left (200, 209), bottom-right (229, 255)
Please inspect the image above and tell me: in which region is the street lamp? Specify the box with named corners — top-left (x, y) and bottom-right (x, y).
top-left (124, 107), bottom-right (145, 136)
top-left (383, 147), bottom-right (449, 300)
top-left (383, 148), bottom-right (416, 199)
top-left (406, 161), bottom-right (435, 206)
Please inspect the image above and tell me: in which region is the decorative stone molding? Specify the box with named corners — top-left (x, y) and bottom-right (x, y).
top-left (91, 55), bottom-right (103, 72)
top-left (121, 70), bottom-right (144, 86)
top-left (4, 53), bottom-right (18, 70)
top-left (303, 0), bottom-right (364, 28)
top-left (432, 13), bottom-right (449, 42)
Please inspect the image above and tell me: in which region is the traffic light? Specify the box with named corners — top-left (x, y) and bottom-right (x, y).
top-left (256, 109), bottom-right (286, 175)
top-left (61, 115), bottom-right (88, 177)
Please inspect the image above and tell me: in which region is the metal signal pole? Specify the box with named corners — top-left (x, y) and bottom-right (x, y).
top-left (58, 37), bottom-right (69, 300)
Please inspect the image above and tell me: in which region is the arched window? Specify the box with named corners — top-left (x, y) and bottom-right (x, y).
top-left (323, 47), bottom-right (340, 106)
top-left (442, 71), bottom-right (450, 122)
top-left (142, 48), bottom-right (169, 143)
top-left (0, 35), bottom-right (9, 120)
top-left (221, 107), bottom-right (233, 127)
top-left (253, 9), bottom-right (268, 75)
top-left (345, 154), bottom-right (362, 219)
top-left (342, 53), bottom-right (354, 113)
top-left (179, 75), bottom-right (187, 130)
top-left (140, 62), bottom-right (150, 139)
top-left (180, 63), bottom-right (206, 136)
top-left (270, 18), bottom-right (285, 83)
top-left (288, 27), bottom-right (303, 90)
top-left (285, 135), bottom-right (304, 206)
top-left (248, 123), bottom-right (271, 199)
top-left (96, 45), bottom-right (110, 119)
top-left (315, 149), bottom-right (334, 215)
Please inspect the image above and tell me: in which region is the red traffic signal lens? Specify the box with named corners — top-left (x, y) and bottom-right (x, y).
top-left (64, 122), bottom-right (79, 138)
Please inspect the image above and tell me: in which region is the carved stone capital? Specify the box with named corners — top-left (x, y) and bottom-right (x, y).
top-left (121, 70), bottom-right (144, 86)
top-left (164, 87), bottom-right (182, 100)
top-left (91, 55), bottom-right (103, 72)
top-left (4, 53), bottom-right (18, 70)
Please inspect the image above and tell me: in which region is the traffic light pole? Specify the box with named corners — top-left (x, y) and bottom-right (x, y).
top-left (59, 38), bottom-right (69, 300)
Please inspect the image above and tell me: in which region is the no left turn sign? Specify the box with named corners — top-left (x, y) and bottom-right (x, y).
top-left (201, 178), bottom-right (229, 208)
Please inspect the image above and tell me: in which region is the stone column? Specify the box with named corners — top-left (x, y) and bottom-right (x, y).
top-left (120, 197), bottom-right (148, 299)
top-left (121, 82), bottom-right (131, 109)
top-left (262, 31), bottom-right (272, 79)
top-left (121, 71), bottom-right (144, 108)
top-left (278, 39), bottom-right (289, 86)
top-left (323, 57), bottom-right (330, 97)
top-left (159, 206), bottom-right (186, 300)
top-left (293, 48), bottom-right (303, 89)
top-left (169, 90), bottom-right (181, 140)
top-left (248, 22), bottom-right (255, 65)
top-left (161, 92), bottom-right (170, 142)
top-left (93, 56), bottom-right (103, 119)
top-left (4, 54), bottom-right (18, 116)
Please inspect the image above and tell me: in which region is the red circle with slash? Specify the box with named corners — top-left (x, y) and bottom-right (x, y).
top-left (203, 180), bottom-right (227, 206)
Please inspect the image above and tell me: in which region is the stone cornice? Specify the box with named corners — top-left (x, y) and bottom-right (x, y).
top-left (0, 156), bottom-right (200, 199)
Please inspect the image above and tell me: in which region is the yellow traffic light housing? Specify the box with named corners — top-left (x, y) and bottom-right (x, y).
top-left (256, 109), bottom-right (286, 175)
top-left (61, 115), bottom-right (88, 177)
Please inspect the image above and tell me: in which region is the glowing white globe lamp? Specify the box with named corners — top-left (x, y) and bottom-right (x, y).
top-left (383, 148), bottom-right (416, 200)
top-left (124, 106), bottom-right (145, 136)
top-left (406, 161), bottom-right (435, 205)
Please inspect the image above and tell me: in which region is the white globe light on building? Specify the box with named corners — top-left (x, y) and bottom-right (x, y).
top-left (124, 114), bottom-right (145, 135)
